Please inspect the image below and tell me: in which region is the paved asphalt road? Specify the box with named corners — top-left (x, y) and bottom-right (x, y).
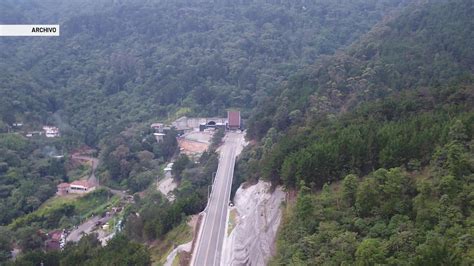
top-left (66, 216), bottom-right (100, 242)
top-left (193, 132), bottom-right (241, 266)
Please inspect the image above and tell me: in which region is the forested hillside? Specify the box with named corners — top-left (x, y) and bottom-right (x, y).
top-left (1, 2), bottom-right (414, 259)
top-left (1, 0), bottom-right (473, 265)
top-left (232, 0), bottom-right (474, 264)
top-left (0, 0), bottom-right (408, 145)
top-left (247, 0), bottom-right (473, 140)
top-left (0, 135), bottom-right (65, 225)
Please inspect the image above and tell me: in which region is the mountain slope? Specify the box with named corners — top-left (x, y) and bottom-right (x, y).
top-left (247, 0), bottom-right (473, 140)
top-left (234, 0), bottom-right (474, 264)
top-left (0, 0), bottom-right (410, 145)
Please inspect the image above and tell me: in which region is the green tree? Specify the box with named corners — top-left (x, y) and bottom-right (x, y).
top-left (355, 238), bottom-right (387, 266)
top-left (0, 227), bottom-right (12, 263)
top-left (356, 177), bottom-right (380, 217)
top-left (172, 154), bottom-right (192, 180)
top-left (342, 174), bottom-right (359, 206)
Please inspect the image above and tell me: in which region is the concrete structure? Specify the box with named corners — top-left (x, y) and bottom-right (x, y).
top-left (43, 126), bottom-right (60, 138)
top-left (69, 180), bottom-right (95, 194)
top-left (164, 162), bottom-right (174, 175)
top-left (227, 111), bottom-right (241, 130)
top-left (172, 116), bottom-right (227, 131)
top-left (199, 121), bottom-right (226, 132)
top-left (151, 123), bottom-right (164, 133)
top-left (154, 132), bottom-right (166, 143)
top-left (56, 183), bottom-right (70, 196)
top-left (26, 131), bottom-right (43, 137)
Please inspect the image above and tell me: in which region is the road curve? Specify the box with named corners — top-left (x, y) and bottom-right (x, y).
top-left (193, 132), bottom-right (241, 266)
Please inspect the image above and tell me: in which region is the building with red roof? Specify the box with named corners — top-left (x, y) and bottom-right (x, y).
top-left (56, 183), bottom-right (70, 196)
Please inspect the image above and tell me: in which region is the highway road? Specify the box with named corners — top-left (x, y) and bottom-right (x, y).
top-left (193, 132), bottom-right (241, 266)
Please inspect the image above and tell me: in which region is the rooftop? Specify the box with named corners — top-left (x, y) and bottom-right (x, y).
top-left (228, 111), bottom-right (241, 127)
top-left (57, 182), bottom-right (70, 188)
top-left (70, 180), bottom-right (91, 188)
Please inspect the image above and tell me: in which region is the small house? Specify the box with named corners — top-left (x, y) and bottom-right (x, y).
top-left (151, 123), bottom-right (164, 133)
top-left (56, 183), bottom-right (70, 196)
top-left (42, 126), bottom-right (60, 138)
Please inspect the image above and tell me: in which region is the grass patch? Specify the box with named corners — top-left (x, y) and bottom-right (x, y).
top-left (227, 208), bottom-right (238, 236)
top-left (150, 219), bottom-right (193, 266)
top-left (9, 188), bottom-right (119, 230)
top-left (172, 252), bottom-right (181, 266)
top-left (67, 163), bottom-right (92, 181)
top-left (39, 193), bottom-right (81, 209)
top-left (75, 189), bottom-right (119, 218)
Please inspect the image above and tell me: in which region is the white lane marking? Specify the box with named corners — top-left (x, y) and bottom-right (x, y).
top-left (213, 147), bottom-right (232, 265)
top-left (193, 144), bottom-right (225, 265)
top-left (203, 144), bottom-right (229, 266)
top-left (193, 134), bottom-right (241, 266)
top-left (214, 143), bottom-right (237, 266)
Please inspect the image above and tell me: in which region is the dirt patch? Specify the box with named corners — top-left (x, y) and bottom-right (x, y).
top-left (158, 176), bottom-right (177, 201)
top-left (178, 250), bottom-right (191, 266)
top-left (183, 131), bottom-right (213, 144)
top-left (178, 138), bottom-right (209, 155)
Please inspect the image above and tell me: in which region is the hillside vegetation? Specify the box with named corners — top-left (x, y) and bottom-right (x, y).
top-left (0, 0), bottom-right (409, 145)
top-left (2, 0), bottom-right (473, 264)
top-left (233, 0), bottom-right (474, 264)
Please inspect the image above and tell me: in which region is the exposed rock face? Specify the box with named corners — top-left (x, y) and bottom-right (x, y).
top-left (222, 181), bottom-right (285, 266)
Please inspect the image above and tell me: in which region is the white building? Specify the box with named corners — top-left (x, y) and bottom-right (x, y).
top-left (154, 133), bottom-right (166, 143)
top-left (164, 163), bottom-right (174, 176)
top-left (69, 180), bottom-right (95, 194)
top-left (43, 126), bottom-right (60, 138)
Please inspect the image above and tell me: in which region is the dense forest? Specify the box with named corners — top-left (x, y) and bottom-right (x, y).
top-left (0, 0), bottom-right (412, 248)
top-left (0, 135), bottom-right (66, 225)
top-left (7, 234), bottom-right (151, 266)
top-left (1, 0), bottom-right (473, 264)
top-left (0, 0), bottom-right (409, 145)
top-left (232, 0), bottom-right (474, 264)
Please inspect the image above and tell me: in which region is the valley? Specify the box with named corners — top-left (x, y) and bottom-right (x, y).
top-left (1, 0), bottom-right (473, 265)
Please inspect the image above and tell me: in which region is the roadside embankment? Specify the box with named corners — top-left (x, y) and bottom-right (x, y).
top-left (222, 180), bottom-right (285, 265)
